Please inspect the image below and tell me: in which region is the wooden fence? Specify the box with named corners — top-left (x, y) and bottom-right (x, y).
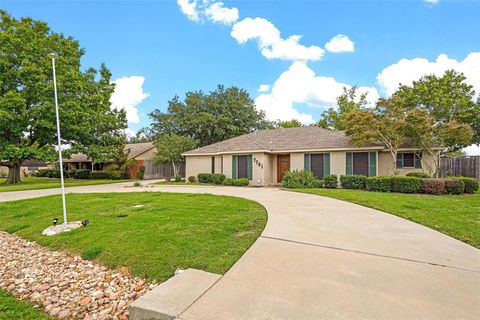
top-left (143, 160), bottom-right (185, 180)
top-left (440, 156), bottom-right (480, 179)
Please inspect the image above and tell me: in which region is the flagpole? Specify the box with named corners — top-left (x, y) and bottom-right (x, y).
top-left (50, 53), bottom-right (68, 226)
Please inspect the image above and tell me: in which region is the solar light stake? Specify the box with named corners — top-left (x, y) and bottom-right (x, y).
top-left (50, 53), bottom-right (68, 226)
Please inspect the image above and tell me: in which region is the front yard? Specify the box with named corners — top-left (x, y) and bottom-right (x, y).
top-left (292, 188), bottom-right (480, 249)
top-left (0, 177), bottom-right (131, 193)
top-left (0, 192), bottom-right (266, 281)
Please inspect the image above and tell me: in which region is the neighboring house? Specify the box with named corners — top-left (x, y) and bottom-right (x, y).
top-left (183, 126), bottom-right (439, 186)
top-left (0, 160), bottom-right (51, 177)
top-left (63, 142), bottom-right (156, 179)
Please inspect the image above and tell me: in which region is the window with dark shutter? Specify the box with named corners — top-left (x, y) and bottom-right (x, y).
top-left (211, 157), bottom-right (215, 174)
top-left (402, 153), bottom-right (414, 167)
top-left (310, 154), bottom-right (324, 179)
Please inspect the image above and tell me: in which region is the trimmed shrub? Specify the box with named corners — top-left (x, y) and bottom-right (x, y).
top-left (282, 170), bottom-right (321, 188)
top-left (314, 179), bottom-right (324, 188)
top-left (454, 177), bottom-right (479, 194)
top-left (444, 179), bottom-right (465, 194)
top-left (223, 178), bottom-right (233, 186)
top-left (233, 178), bottom-right (249, 186)
top-left (90, 171), bottom-right (108, 179)
top-left (421, 178), bottom-right (445, 194)
top-left (67, 169), bottom-right (77, 178)
top-left (366, 176), bottom-right (392, 192)
top-left (340, 175), bottom-right (367, 190)
top-left (406, 172), bottom-right (430, 178)
top-left (137, 166), bottom-right (145, 180)
top-left (74, 169), bottom-right (91, 179)
top-left (188, 176), bottom-right (196, 183)
top-left (323, 175), bottom-right (338, 189)
top-left (175, 175), bottom-right (182, 182)
top-left (197, 173), bottom-right (226, 184)
top-left (390, 176), bottom-right (422, 193)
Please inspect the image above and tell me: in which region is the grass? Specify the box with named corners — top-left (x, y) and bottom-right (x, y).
top-left (0, 177), bottom-right (131, 193)
top-left (292, 188), bottom-right (480, 249)
top-left (0, 192), bottom-right (267, 281)
top-left (0, 289), bottom-right (53, 320)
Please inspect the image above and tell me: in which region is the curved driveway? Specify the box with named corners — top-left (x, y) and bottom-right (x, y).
top-left (1, 182), bottom-right (480, 319)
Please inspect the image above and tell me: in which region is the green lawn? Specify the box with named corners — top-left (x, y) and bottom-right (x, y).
top-left (0, 289), bottom-right (53, 320)
top-left (0, 177), bottom-right (131, 193)
top-left (0, 192), bottom-right (266, 281)
top-left (292, 188), bottom-right (480, 249)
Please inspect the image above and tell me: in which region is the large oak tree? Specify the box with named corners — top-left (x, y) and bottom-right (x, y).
top-left (0, 11), bottom-right (127, 184)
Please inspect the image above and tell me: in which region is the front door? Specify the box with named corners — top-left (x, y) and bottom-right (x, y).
top-left (277, 155), bottom-right (290, 183)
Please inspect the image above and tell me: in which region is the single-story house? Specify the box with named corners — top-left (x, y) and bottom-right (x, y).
top-left (0, 160), bottom-right (52, 178)
top-left (63, 142), bottom-right (156, 179)
top-left (183, 126), bottom-right (438, 186)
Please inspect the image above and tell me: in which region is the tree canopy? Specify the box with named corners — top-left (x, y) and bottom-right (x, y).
top-left (147, 85), bottom-right (270, 147)
top-left (274, 119), bottom-right (303, 128)
top-left (0, 10), bottom-right (127, 183)
top-left (154, 133), bottom-right (197, 177)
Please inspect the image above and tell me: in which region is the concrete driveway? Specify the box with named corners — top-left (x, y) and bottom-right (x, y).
top-left (1, 182), bottom-right (479, 319)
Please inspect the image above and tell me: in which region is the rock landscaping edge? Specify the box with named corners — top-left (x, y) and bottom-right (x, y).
top-left (0, 231), bottom-right (157, 319)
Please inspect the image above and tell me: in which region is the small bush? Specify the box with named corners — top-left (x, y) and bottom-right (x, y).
top-left (421, 178), bottom-right (445, 194)
top-left (233, 178), bottom-right (249, 186)
top-left (444, 179), bottom-right (465, 194)
top-left (314, 179), bottom-right (324, 188)
top-left (390, 176), bottom-right (422, 193)
top-left (197, 173), bottom-right (226, 184)
top-left (137, 166), bottom-right (145, 180)
top-left (406, 172), bottom-right (430, 178)
top-left (90, 171), bottom-right (107, 179)
top-left (35, 169), bottom-right (50, 177)
top-left (67, 169), bottom-right (77, 178)
top-left (74, 169), bottom-right (91, 179)
top-left (340, 175), bottom-right (367, 189)
top-left (188, 176), bottom-right (196, 183)
top-left (366, 176), bottom-right (392, 192)
top-left (175, 175), bottom-right (182, 182)
top-left (454, 177), bottom-right (479, 194)
top-left (81, 246), bottom-right (103, 260)
top-left (282, 170), bottom-right (320, 188)
top-left (223, 178), bottom-right (233, 186)
top-left (323, 175), bottom-right (338, 189)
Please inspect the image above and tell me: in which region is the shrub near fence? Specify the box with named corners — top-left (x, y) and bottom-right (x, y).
top-left (421, 179), bottom-right (445, 194)
top-left (444, 179), bottom-right (465, 194)
top-left (390, 176), bottom-right (422, 193)
top-left (456, 177), bottom-right (480, 194)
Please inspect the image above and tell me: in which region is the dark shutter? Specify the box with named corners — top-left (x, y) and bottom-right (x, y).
top-left (368, 152), bottom-right (377, 177)
top-left (414, 153), bottom-right (422, 169)
top-left (346, 152), bottom-right (353, 175)
top-left (232, 155), bottom-right (237, 179)
top-left (304, 154), bottom-right (311, 171)
top-left (211, 157), bottom-right (215, 174)
top-left (323, 153), bottom-right (330, 176)
top-left (396, 153), bottom-right (403, 169)
top-left (247, 154), bottom-right (253, 180)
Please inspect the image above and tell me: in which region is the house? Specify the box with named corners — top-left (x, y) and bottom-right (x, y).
top-left (63, 142), bottom-right (156, 179)
top-left (0, 160), bottom-right (51, 178)
top-left (183, 126), bottom-right (438, 186)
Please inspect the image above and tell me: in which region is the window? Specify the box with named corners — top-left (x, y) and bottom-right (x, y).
top-left (396, 153), bottom-right (422, 169)
top-left (346, 152), bottom-right (377, 177)
top-left (237, 155), bottom-right (248, 179)
top-left (211, 157), bottom-right (215, 174)
top-left (304, 153), bottom-right (330, 179)
top-left (232, 155), bottom-right (253, 180)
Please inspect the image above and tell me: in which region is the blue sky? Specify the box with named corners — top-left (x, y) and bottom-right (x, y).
top-left (1, 0), bottom-right (480, 143)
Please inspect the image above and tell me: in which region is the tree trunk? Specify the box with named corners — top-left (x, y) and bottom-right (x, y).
top-left (172, 161), bottom-right (178, 177)
top-left (6, 162), bottom-right (22, 184)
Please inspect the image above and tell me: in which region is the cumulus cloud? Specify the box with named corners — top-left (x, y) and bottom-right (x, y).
top-left (255, 62), bottom-right (379, 123)
top-left (325, 34), bottom-right (355, 53)
top-left (377, 52), bottom-right (480, 96)
top-left (110, 76), bottom-right (150, 124)
top-left (231, 17), bottom-right (324, 61)
top-left (463, 144), bottom-right (480, 156)
top-left (177, 0), bottom-right (238, 25)
top-left (205, 1), bottom-right (239, 25)
top-left (177, 0), bottom-right (199, 21)
top-left (258, 84), bottom-right (270, 92)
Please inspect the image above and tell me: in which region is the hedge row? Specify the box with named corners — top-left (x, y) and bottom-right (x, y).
top-left (195, 173), bottom-right (249, 186)
top-left (35, 169), bottom-right (128, 180)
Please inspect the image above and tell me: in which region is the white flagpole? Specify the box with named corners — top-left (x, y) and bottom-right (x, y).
top-left (50, 53), bottom-right (68, 226)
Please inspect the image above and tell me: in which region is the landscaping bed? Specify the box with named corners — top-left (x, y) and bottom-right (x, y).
top-left (291, 188), bottom-right (480, 249)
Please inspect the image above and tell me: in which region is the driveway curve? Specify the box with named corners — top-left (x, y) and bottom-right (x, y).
top-left (1, 182), bottom-right (479, 319)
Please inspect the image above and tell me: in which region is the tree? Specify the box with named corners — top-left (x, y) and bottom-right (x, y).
top-left (394, 70), bottom-right (479, 150)
top-left (147, 85), bottom-right (271, 147)
top-left (0, 10), bottom-right (126, 184)
top-left (318, 87), bottom-right (369, 130)
top-left (275, 119), bottom-right (303, 128)
top-left (405, 109), bottom-right (473, 177)
top-left (154, 133), bottom-right (197, 177)
top-left (345, 97), bottom-right (410, 175)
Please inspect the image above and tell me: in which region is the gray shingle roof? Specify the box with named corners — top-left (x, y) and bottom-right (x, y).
top-left (183, 127), bottom-right (384, 155)
top-left (63, 142), bottom-right (155, 162)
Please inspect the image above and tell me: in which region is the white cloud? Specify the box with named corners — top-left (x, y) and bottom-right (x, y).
top-left (123, 128), bottom-right (137, 138)
top-left (424, 0), bottom-right (439, 4)
top-left (325, 34), bottom-right (355, 53)
top-left (231, 17), bottom-right (324, 61)
top-left (177, 0), bottom-right (199, 22)
top-left (377, 52), bottom-right (480, 96)
top-left (463, 144), bottom-right (480, 156)
top-left (255, 62), bottom-right (379, 123)
top-left (258, 84), bottom-right (270, 92)
top-left (205, 2), bottom-right (239, 25)
top-left (110, 76), bottom-right (150, 124)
